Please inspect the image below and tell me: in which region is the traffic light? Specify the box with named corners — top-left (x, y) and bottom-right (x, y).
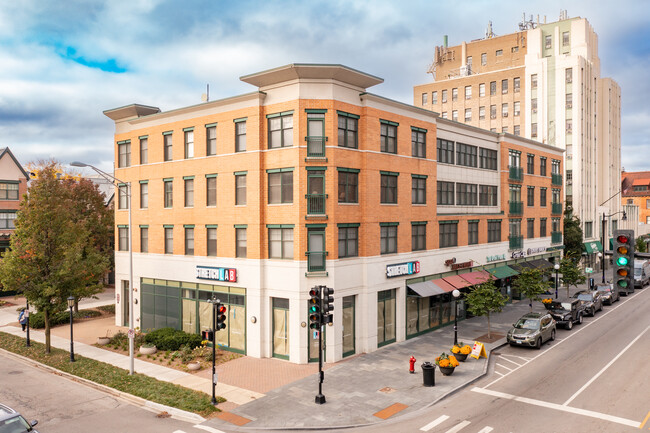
top-left (215, 303), bottom-right (227, 330)
top-left (201, 329), bottom-right (214, 342)
top-left (309, 287), bottom-right (321, 329)
top-left (613, 229), bottom-right (634, 293)
top-left (321, 286), bottom-right (334, 325)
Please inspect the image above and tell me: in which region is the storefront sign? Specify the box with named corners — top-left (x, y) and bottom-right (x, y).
top-left (444, 258), bottom-right (457, 266)
top-left (527, 247), bottom-right (546, 255)
top-left (486, 254), bottom-right (505, 263)
top-left (511, 250), bottom-right (526, 259)
top-left (386, 261), bottom-right (420, 278)
top-left (196, 266), bottom-right (237, 282)
top-left (451, 261), bottom-right (472, 270)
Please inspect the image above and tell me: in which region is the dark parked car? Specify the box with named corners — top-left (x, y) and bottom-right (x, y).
top-left (595, 282), bottom-right (619, 305)
top-left (506, 312), bottom-right (556, 349)
top-left (572, 290), bottom-right (604, 316)
top-left (548, 298), bottom-right (584, 330)
top-left (0, 403), bottom-right (39, 433)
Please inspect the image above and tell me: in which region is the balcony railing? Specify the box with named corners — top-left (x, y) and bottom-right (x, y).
top-left (551, 231), bottom-right (563, 244)
top-left (552, 173), bottom-right (563, 186)
top-left (509, 201), bottom-right (523, 215)
top-left (509, 166), bottom-right (524, 181)
top-left (306, 251), bottom-right (327, 272)
top-left (552, 202), bottom-right (563, 215)
top-left (509, 235), bottom-right (523, 250)
top-left (306, 136), bottom-right (326, 158)
top-left (306, 193), bottom-right (328, 215)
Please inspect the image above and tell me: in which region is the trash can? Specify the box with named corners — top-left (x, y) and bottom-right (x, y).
top-left (421, 361), bottom-right (435, 387)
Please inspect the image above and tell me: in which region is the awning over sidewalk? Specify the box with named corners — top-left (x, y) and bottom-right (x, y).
top-left (407, 281), bottom-right (446, 297)
top-left (488, 265), bottom-right (519, 279)
top-left (510, 261), bottom-right (537, 272)
top-left (583, 240), bottom-right (603, 254)
top-left (442, 274), bottom-right (473, 289)
top-left (459, 270), bottom-right (495, 285)
top-left (531, 259), bottom-right (554, 270)
top-left (430, 278), bottom-right (457, 292)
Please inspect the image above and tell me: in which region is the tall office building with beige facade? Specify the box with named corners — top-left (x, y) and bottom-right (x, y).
top-left (414, 13), bottom-right (621, 257)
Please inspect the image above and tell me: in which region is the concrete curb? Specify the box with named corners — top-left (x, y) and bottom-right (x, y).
top-left (0, 348), bottom-right (206, 424)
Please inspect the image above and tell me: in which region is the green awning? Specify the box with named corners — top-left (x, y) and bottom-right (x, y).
top-left (583, 241), bottom-right (603, 254)
top-left (488, 265), bottom-right (519, 279)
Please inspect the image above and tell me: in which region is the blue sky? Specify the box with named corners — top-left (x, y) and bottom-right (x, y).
top-left (1, 0), bottom-right (648, 173)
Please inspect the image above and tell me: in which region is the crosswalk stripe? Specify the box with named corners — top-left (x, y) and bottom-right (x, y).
top-left (420, 415), bottom-right (449, 431)
top-left (477, 427), bottom-right (494, 433)
top-left (444, 420), bottom-right (471, 433)
top-left (193, 426), bottom-right (226, 433)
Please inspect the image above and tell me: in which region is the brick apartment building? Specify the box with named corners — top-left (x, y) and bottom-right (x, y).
top-left (0, 147), bottom-right (29, 255)
top-left (622, 171), bottom-right (650, 225)
top-left (104, 64), bottom-right (563, 364)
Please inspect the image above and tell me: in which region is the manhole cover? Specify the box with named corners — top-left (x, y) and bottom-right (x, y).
top-left (379, 387), bottom-right (396, 393)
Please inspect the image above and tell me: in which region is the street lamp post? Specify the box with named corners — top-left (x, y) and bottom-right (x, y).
top-left (67, 296), bottom-right (75, 362)
top-left (597, 252), bottom-right (603, 284)
top-left (554, 263), bottom-right (560, 299)
top-left (25, 300), bottom-right (30, 347)
top-left (70, 161), bottom-right (134, 375)
top-left (452, 289), bottom-right (460, 345)
top-left (207, 295), bottom-right (220, 406)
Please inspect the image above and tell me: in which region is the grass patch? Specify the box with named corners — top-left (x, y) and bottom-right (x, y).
top-left (97, 304), bottom-right (115, 314)
top-left (0, 331), bottom-right (222, 416)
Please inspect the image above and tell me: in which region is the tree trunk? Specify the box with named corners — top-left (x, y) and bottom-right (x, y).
top-left (44, 309), bottom-right (51, 353)
top-left (566, 284), bottom-right (570, 299)
top-left (487, 312), bottom-right (491, 339)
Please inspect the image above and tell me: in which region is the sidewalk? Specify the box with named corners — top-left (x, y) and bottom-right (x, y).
top-left (0, 280), bottom-right (594, 429)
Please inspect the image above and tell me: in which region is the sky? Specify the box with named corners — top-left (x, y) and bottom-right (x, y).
top-left (1, 0), bottom-right (649, 174)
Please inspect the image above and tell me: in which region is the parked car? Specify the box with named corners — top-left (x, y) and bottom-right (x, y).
top-left (595, 282), bottom-right (619, 305)
top-left (506, 312), bottom-right (556, 349)
top-left (548, 298), bottom-right (585, 330)
top-left (633, 260), bottom-right (650, 289)
top-left (572, 290), bottom-right (604, 316)
top-left (0, 403), bottom-right (39, 433)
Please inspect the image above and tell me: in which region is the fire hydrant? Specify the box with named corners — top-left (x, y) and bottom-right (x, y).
top-left (409, 356), bottom-right (417, 374)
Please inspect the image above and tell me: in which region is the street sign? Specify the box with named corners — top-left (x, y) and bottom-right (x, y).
top-left (127, 329), bottom-right (135, 339)
top-left (470, 341), bottom-right (487, 359)
top-left (213, 373), bottom-right (218, 384)
top-left (585, 267), bottom-right (593, 273)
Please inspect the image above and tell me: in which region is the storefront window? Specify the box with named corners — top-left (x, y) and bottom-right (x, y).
top-left (273, 298), bottom-right (290, 359)
top-left (377, 289), bottom-right (396, 347)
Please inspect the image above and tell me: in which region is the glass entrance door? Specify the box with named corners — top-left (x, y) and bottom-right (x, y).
top-left (122, 280), bottom-right (130, 327)
top-left (342, 296), bottom-right (355, 357)
top-left (272, 298), bottom-right (290, 359)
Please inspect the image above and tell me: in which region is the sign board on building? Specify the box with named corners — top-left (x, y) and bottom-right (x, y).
top-left (452, 261), bottom-right (472, 271)
top-left (527, 247), bottom-right (547, 255)
top-left (386, 261), bottom-right (420, 278)
top-left (486, 254), bottom-right (506, 263)
top-left (196, 266), bottom-right (237, 282)
top-left (511, 250), bottom-right (526, 259)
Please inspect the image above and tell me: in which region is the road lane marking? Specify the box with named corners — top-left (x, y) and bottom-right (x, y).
top-left (563, 324), bottom-right (650, 406)
top-left (494, 371), bottom-right (504, 376)
top-left (472, 387), bottom-right (640, 428)
top-left (495, 363), bottom-right (513, 371)
top-left (639, 410), bottom-right (650, 429)
top-left (193, 426), bottom-right (226, 433)
top-left (444, 420), bottom-right (471, 432)
top-left (420, 415), bottom-right (449, 431)
top-left (477, 427), bottom-right (494, 433)
top-left (498, 357), bottom-right (521, 367)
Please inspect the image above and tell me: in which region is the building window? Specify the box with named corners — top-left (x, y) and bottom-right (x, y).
top-left (496, 49), bottom-right (503, 57)
top-left (479, 106), bottom-right (486, 120)
top-left (269, 227), bottom-right (293, 259)
top-left (488, 220), bottom-right (501, 243)
top-left (118, 227), bottom-right (129, 251)
top-left (185, 227), bottom-right (194, 255)
top-left (432, 91), bottom-right (438, 104)
top-left (412, 177), bottom-right (426, 204)
top-left (490, 81), bottom-right (496, 96)
top-left (184, 178), bottom-right (194, 207)
top-left (479, 83), bottom-right (485, 97)
top-left (552, 218), bottom-right (561, 233)
top-left (380, 122), bottom-right (397, 154)
top-left (437, 139), bottom-right (454, 164)
top-left (514, 101), bottom-right (521, 116)
top-left (118, 185), bottom-right (128, 210)
top-left (338, 170), bottom-right (358, 203)
top-left (457, 143), bottom-right (477, 167)
top-left (235, 174), bottom-right (246, 205)
top-left (552, 188), bottom-right (561, 204)
top-left (139, 137), bottom-right (148, 164)
top-left (235, 120), bottom-right (246, 152)
top-left (163, 133), bottom-right (172, 161)
top-left (501, 79), bottom-right (508, 94)
top-left (540, 219), bottom-right (547, 237)
top-left (563, 31), bottom-right (570, 46)
top-left (380, 225), bottom-right (398, 254)
top-left (206, 125), bottom-right (217, 156)
top-left (140, 182), bottom-right (148, 209)
top-left (452, 88), bottom-right (458, 101)
top-left (0, 212), bottom-right (16, 229)
top-left (412, 129), bottom-right (426, 158)
top-left (164, 180), bottom-right (173, 208)
top-left (164, 227), bottom-right (173, 254)
top-left (184, 130), bottom-right (194, 159)
top-left (269, 113), bottom-right (293, 148)
top-left (442, 89), bottom-right (448, 103)
top-left (531, 123), bottom-right (538, 138)
top-left (140, 227), bottom-right (148, 253)
top-left (545, 34), bottom-right (552, 49)
top-left (236, 227), bottom-right (247, 258)
top-left (380, 173), bottom-right (398, 204)
top-left (464, 108), bottom-right (472, 122)
top-left (412, 224), bottom-right (426, 251)
top-left (468, 221), bottom-right (478, 245)
top-left (437, 181), bottom-right (455, 205)
top-left (566, 68), bottom-right (572, 84)
top-left (502, 126), bottom-right (509, 134)
top-left (566, 93), bottom-right (573, 109)
top-left (268, 171), bottom-right (293, 204)
top-left (527, 154), bottom-right (535, 174)
top-left (514, 77), bottom-right (520, 92)
top-left (456, 183), bottom-right (478, 206)
top-left (481, 53), bottom-right (487, 65)
top-left (441, 111), bottom-right (447, 119)
top-left (566, 119), bottom-right (573, 134)
top-left (584, 222), bottom-right (593, 239)
top-left (207, 227), bottom-right (217, 256)
top-left (527, 219), bottom-right (535, 238)
top-left (118, 141), bottom-right (131, 168)
top-left (465, 85), bottom-right (472, 100)
top-left (514, 125), bottom-right (521, 136)
top-left (509, 219), bottom-right (521, 241)
top-left (421, 93), bottom-right (428, 105)
top-left (452, 110), bottom-right (458, 122)
top-left (527, 186), bottom-right (535, 206)
top-left (338, 226), bottom-right (359, 258)
top-left (439, 222), bottom-right (458, 248)
top-left (490, 105), bottom-right (497, 119)
top-left (540, 188), bottom-right (547, 207)
top-left (479, 185), bottom-right (498, 206)
top-left (552, 159), bottom-right (561, 175)
top-left (338, 114), bottom-right (358, 149)
top-left (206, 176), bottom-right (217, 206)
top-left (531, 74), bottom-right (538, 90)
top-left (502, 103), bottom-right (509, 117)
top-left (510, 184), bottom-right (522, 204)
top-left (647, 199), bottom-right (650, 209)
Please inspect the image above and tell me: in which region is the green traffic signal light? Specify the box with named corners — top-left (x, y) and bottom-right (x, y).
top-left (616, 257), bottom-right (629, 266)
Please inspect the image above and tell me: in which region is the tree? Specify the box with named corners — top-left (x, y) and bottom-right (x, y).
top-left (464, 280), bottom-right (508, 339)
top-left (563, 205), bottom-right (584, 259)
top-left (512, 267), bottom-right (553, 311)
top-left (0, 163), bottom-right (111, 353)
top-left (636, 236), bottom-right (648, 253)
top-left (559, 257), bottom-right (586, 298)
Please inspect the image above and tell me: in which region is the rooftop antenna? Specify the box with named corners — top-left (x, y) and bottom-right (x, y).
top-left (486, 21), bottom-right (495, 38)
top-left (518, 13), bottom-right (537, 30)
top-left (201, 84), bottom-right (210, 102)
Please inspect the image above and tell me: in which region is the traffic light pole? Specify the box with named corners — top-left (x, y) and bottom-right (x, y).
top-left (315, 321), bottom-right (326, 405)
top-left (211, 300), bottom-right (217, 405)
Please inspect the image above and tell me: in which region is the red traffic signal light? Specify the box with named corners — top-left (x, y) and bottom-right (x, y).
top-left (616, 235), bottom-right (629, 243)
top-left (216, 303), bottom-right (227, 330)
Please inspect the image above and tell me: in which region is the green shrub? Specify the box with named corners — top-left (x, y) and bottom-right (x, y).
top-left (28, 309), bottom-right (101, 329)
top-left (97, 304), bottom-right (115, 314)
top-left (144, 328), bottom-right (202, 351)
